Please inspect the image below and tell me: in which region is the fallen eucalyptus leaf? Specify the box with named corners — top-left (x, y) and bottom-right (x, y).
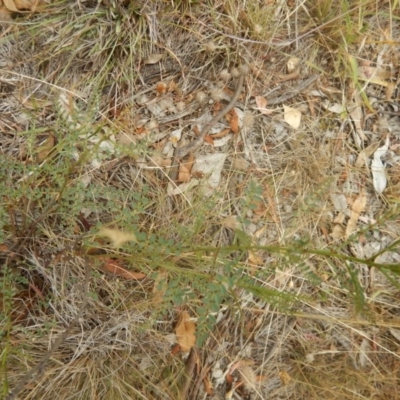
top-left (371, 136), bottom-right (390, 194)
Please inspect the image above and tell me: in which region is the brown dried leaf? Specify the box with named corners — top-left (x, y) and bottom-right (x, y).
top-left (178, 153), bottom-right (195, 183)
top-left (3, 0), bottom-right (20, 11)
top-left (102, 258), bottom-right (146, 280)
top-left (0, 6), bottom-right (12, 20)
top-left (203, 134), bottom-right (214, 145)
top-left (175, 311), bottom-right (196, 352)
top-left (229, 108), bottom-right (239, 135)
top-left (170, 343), bottom-right (181, 355)
top-left (345, 189), bottom-right (367, 239)
top-left (4, 0), bottom-right (39, 12)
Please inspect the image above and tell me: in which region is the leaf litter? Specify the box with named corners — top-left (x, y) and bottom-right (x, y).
top-left (2, 2), bottom-right (400, 400)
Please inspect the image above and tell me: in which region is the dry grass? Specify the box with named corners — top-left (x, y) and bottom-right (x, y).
top-left (1, 0), bottom-right (400, 399)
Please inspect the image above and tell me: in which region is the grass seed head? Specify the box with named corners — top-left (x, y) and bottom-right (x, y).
top-left (210, 88), bottom-right (226, 102)
top-left (230, 67), bottom-right (240, 78)
top-left (203, 40), bottom-right (217, 53)
top-left (196, 90), bottom-right (208, 104)
top-left (219, 69), bottom-right (231, 82)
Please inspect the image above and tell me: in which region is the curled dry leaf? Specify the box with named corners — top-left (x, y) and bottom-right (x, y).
top-left (101, 258), bottom-right (146, 280)
top-left (178, 153), bottom-right (195, 183)
top-left (98, 227), bottom-right (137, 248)
top-left (255, 96), bottom-right (274, 115)
top-left (203, 134), bottom-right (214, 145)
top-left (175, 311), bottom-right (196, 352)
top-left (210, 128), bottom-right (230, 139)
top-left (144, 53), bottom-right (163, 64)
top-left (283, 105), bottom-right (302, 129)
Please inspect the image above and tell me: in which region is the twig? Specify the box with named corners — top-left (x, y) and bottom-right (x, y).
top-left (266, 75), bottom-right (319, 105)
top-left (180, 347), bottom-right (198, 399)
